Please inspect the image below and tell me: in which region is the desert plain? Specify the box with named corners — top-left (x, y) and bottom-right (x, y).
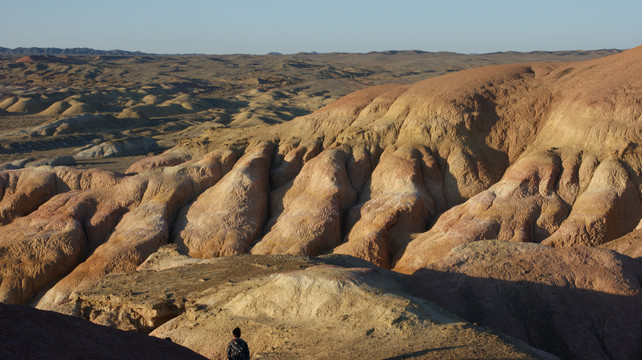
top-left (0, 47), bottom-right (640, 359)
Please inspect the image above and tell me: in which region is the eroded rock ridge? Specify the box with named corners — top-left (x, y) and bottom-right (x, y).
top-left (1, 47), bottom-right (642, 359)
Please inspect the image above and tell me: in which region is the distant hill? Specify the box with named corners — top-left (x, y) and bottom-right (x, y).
top-left (0, 47), bottom-right (148, 56)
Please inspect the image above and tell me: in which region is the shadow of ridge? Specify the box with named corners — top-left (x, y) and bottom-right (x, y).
top-left (383, 346), bottom-right (463, 359)
top-left (406, 267), bottom-right (642, 360)
top-left (0, 303), bottom-right (206, 359)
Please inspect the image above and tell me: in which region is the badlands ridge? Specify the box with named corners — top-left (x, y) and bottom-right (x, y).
top-left (1, 48), bottom-right (641, 359)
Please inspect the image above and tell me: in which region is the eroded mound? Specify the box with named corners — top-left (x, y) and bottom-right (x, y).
top-left (409, 241), bottom-right (642, 359)
top-left (57, 250), bottom-right (553, 360)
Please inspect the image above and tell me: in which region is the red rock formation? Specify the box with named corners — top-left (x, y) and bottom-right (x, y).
top-left (0, 168), bottom-right (57, 225)
top-left (0, 149), bottom-right (240, 307)
top-left (252, 147), bottom-right (357, 256)
top-left (125, 150), bottom-right (191, 174)
top-left (37, 173), bottom-right (195, 308)
top-left (0, 167), bottom-right (121, 225)
top-left (34, 150), bottom-right (242, 308)
top-left (395, 47), bottom-right (642, 272)
top-left (334, 144), bottom-right (442, 268)
top-left (173, 143), bottom-right (272, 257)
top-left (15, 55), bottom-right (58, 63)
top-left (602, 232), bottom-right (642, 259)
top-left (409, 240), bottom-right (642, 359)
top-left (0, 187), bottom-right (135, 305)
top-left (1, 47), bottom-right (642, 315)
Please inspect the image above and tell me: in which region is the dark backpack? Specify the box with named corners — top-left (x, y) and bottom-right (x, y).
top-left (227, 338), bottom-right (249, 360)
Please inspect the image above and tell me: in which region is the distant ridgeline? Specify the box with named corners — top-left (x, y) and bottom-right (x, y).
top-left (0, 47), bottom-right (147, 56)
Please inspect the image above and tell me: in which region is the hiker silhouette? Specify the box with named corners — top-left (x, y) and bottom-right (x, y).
top-left (226, 327), bottom-right (250, 360)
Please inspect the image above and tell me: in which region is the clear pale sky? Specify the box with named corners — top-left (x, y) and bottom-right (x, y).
top-left (2, 0), bottom-right (640, 54)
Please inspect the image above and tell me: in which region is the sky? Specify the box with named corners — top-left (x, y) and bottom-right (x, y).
top-left (1, 0), bottom-right (641, 54)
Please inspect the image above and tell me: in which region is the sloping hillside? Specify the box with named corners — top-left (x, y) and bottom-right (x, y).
top-left (1, 47), bottom-right (641, 359)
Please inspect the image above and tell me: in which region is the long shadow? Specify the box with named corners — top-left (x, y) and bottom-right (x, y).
top-left (402, 266), bottom-right (642, 360)
top-left (383, 346), bottom-right (463, 359)
top-left (0, 303), bottom-right (206, 359)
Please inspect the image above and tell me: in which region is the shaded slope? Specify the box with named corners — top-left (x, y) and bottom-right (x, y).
top-left (409, 241), bottom-right (642, 360)
top-left (0, 303), bottom-right (206, 360)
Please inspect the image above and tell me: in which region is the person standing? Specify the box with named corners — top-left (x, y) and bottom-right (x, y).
top-left (227, 327), bottom-right (250, 360)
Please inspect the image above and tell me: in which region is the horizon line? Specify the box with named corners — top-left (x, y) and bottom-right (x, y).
top-left (0, 46), bottom-right (627, 57)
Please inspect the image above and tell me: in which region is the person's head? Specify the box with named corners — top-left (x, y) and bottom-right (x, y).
top-left (232, 327), bottom-right (241, 338)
